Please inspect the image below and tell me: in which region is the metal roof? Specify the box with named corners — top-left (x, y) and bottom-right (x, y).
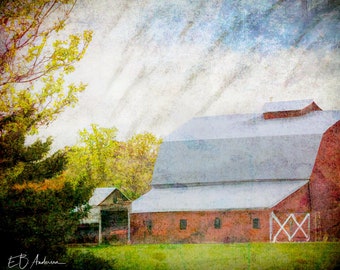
top-left (132, 101), bottom-right (340, 213)
top-left (164, 110), bottom-right (340, 141)
top-left (131, 180), bottom-right (308, 213)
top-left (152, 110), bottom-right (340, 186)
top-left (88, 187), bottom-right (117, 206)
top-left (262, 99), bottom-right (315, 113)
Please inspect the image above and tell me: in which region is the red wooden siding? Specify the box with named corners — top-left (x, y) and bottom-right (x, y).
top-left (273, 183), bottom-right (311, 213)
top-left (130, 210), bottom-right (271, 244)
top-left (309, 120), bottom-right (340, 241)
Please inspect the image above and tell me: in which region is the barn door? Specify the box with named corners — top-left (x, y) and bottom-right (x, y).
top-left (270, 212), bottom-right (310, 242)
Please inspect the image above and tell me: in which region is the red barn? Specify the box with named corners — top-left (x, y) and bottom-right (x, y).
top-left (130, 99), bottom-right (340, 243)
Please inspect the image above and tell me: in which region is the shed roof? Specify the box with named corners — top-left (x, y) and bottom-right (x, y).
top-left (131, 180), bottom-right (308, 213)
top-left (88, 187), bottom-right (117, 206)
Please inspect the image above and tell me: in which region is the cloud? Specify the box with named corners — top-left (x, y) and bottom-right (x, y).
top-left (38, 0), bottom-right (340, 150)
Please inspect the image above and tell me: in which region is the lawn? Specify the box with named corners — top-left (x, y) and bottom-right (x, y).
top-left (70, 242), bottom-right (340, 270)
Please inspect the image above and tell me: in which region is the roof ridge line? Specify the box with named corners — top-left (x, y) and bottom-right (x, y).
top-left (152, 179), bottom-right (309, 188)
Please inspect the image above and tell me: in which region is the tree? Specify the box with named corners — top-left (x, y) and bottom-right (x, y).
top-left (66, 124), bottom-right (162, 200)
top-left (65, 124), bottom-right (120, 192)
top-left (0, 0), bottom-right (92, 134)
top-left (115, 132), bottom-right (162, 199)
top-left (0, 0), bottom-right (93, 267)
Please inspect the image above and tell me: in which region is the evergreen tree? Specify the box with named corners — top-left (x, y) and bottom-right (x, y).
top-left (0, 124), bottom-right (93, 265)
top-left (0, 0), bottom-right (94, 268)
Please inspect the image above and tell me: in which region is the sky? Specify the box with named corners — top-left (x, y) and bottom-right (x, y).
top-left (37, 0), bottom-right (340, 150)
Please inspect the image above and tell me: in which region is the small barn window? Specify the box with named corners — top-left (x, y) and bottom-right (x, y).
top-left (146, 220), bottom-right (152, 233)
top-left (214, 217), bottom-right (221, 229)
top-left (253, 218), bottom-right (260, 229)
top-left (180, 219), bottom-right (187, 230)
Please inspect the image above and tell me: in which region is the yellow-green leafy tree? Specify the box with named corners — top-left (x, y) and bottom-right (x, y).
top-left (66, 124), bottom-right (120, 188)
top-left (0, 0), bottom-right (103, 268)
top-left (115, 132), bottom-right (162, 199)
top-left (66, 124), bottom-right (162, 200)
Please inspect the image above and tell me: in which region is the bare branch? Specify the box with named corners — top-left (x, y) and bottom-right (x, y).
top-left (0, 0), bottom-right (80, 86)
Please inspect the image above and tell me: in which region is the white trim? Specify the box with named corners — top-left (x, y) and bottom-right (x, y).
top-left (270, 212), bottom-right (310, 242)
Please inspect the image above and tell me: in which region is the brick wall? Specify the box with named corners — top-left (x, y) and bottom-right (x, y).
top-left (130, 210), bottom-right (271, 244)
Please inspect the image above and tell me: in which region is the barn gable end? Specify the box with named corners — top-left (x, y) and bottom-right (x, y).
top-left (130, 100), bottom-right (340, 243)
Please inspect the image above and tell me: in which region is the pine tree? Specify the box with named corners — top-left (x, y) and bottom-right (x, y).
top-left (0, 0), bottom-right (93, 267)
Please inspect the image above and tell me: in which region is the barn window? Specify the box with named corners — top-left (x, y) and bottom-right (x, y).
top-left (214, 217), bottom-right (221, 229)
top-left (253, 218), bottom-right (260, 229)
top-left (180, 219), bottom-right (187, 230)
top-left (146, 220), bottom-right (152, 233)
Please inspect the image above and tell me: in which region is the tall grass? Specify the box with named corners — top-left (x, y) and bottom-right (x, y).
top-left (70, 242), bottom-right (340, 270)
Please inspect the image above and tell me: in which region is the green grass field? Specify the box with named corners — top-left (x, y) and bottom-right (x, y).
top-left (70, 242), bottom-right (340, 270)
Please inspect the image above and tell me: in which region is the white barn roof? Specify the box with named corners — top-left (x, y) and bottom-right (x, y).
top-left (88, 187), bottom-right (117, 206)
top-left (152, 110), bottom-right (340, 185)
top-left (131, 180), bottom-right (308, 213)
top-left (132, 100), bottom-right (340, 213)
top-left (262, 99), bottom-right (316, 113)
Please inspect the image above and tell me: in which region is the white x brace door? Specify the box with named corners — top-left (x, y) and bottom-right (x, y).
top-left (270, 212), bottom-right (310, 242)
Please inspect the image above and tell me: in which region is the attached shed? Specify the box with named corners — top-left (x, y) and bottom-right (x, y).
top-left (79, 187), bottom-right (131, 243)
top-left (130, 99), bottom-right (340, 243)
